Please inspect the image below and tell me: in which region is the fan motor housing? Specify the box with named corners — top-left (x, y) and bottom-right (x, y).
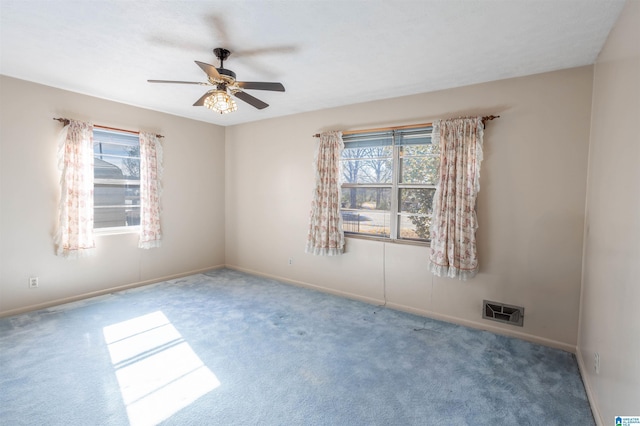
top-left (217, 68), bottom-right (236, 80)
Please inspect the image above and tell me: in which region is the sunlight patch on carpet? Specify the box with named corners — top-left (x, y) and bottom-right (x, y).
top-left (103, 311), bottom-right (220, 426)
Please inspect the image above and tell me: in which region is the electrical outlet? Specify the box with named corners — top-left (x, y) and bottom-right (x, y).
top-left (594, 352), bottom-right (600, 374)
top-left (29, 277), bottom-right (39, 288)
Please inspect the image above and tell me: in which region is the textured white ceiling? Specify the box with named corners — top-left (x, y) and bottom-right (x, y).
top-left (0, 0), bottom-right (625, 126)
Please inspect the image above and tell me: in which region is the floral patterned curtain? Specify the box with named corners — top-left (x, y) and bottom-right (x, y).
top-left (55, 120), bottom-right (95, 258)
top-left (138, 132), bottom-right (163, 249)
top-left (429, 117), bottom-right (484, 280)
top-left (305, 131), bottom-right (345, 256)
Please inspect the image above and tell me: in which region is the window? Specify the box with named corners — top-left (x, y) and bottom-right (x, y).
top-left (93, 129), bottom-right (141, 230)
top-left (340, 126), bottom-right (438, 243)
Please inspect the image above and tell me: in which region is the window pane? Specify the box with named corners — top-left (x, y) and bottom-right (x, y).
top-left (399, 188), bottom-right (435, 214)
top-left (342, 210), bottom-right (390, 237)
top-left (341, 187), bottom-right (391, 237)
top-left (93, 129), bottom-right (141, 230)
top-left (342, 146), bottom-right (393, 184)
top-left (95, 156), bottom-right (140, 180)
top-left (341, 187), bottom-right (391, 211)
top-left (342, 132), bottom-right (392, 148)
top-left (95, 183), bottom-right (140, 206)
top-left (401, 144), bottom-right (439, 156)
top-left (339, 126), bottom-right (438, 243)
top-left (94, 183), bottom-right (140, 228)
top-left (399, 146), bottom-right (439, 184)
top-left (398, 214), bottom-right (432, 241)
top-left (396, 127), bottom-right (433, 145)
top-left (93, 142), bottom-right (139, 158)
top-left (94, 206), bottom-right (140, 229)
top-left (93, 129), bottom-right (139, 149)
top-left (94, 129), bottom-right (140, 180)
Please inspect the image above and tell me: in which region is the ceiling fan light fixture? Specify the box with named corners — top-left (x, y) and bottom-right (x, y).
top-left (204, 90), bottom-right (237, 114)
top-left (149, 47), bottom-right (284, 112)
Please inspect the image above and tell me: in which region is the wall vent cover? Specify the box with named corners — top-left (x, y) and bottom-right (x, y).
top-left (482, 300), bottom-right (524, 327)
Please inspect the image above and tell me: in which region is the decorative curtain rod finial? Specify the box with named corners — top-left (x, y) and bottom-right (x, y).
top-left (481, 115), bottom-right (500, 125)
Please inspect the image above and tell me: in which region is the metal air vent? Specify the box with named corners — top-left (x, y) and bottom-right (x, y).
top-left (483, 300), bottom-right (524, 327)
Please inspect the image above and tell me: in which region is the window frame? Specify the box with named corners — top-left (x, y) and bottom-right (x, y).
top-left (92, 128), bottom-right (141, 234)
top-left (340, 125), bottom-right (437, 245)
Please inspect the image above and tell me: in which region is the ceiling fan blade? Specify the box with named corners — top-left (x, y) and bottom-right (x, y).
top-left (234, 91), bottom-right (269, 109)
top-left (148, 79), bottom-right (208, 85)
top-left (208, 14), bottom-right (231, 48)
top-left (233, 46), bottom-right (298, 57)
top-left (195, 61), bottom-right (221, 80)
top-left (193, 90), bottom-right (215, 107)
top-left (236, 82), bottom-right (285, 92)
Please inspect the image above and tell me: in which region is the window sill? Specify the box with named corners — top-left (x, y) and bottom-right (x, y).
top-left (94, 226), bottom-right (140, 236)
top-left (344, 233), bottom-right (430, 247)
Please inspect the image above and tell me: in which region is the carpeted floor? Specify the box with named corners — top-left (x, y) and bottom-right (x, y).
top-left (0, 268), bottom-right (594, 425)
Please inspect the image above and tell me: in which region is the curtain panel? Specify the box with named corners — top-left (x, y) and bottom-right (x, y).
top-left (305, 131), bottom-right (345, 256)
top-left (138, 132), bottom-right (163, 249)
top-left (429, 117), bottom-right (484, 280)
top-left (55, 120), bottom-right (95, 258)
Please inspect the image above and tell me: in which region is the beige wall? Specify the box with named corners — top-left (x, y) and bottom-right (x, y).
top-left (0, 76), bottom-right (226, 315)
top-left (578, 0), bottom-right (640, 423)
top-left (226, 66), bottom-right (594, 350)
top-left (0, 66), bottom-right (596, 350)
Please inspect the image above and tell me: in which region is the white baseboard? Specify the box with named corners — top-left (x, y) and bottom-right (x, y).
top-left (385, 300), bottom-right (577, 353)
top-left (225, 265), bottom-right (386, 307)
top-left (3, 262), bottom-right (578, 355)
top-left (226, 264), bottom-right (576, 353)
top-left (0, 264), bottom-right (225, 318)
top-left (575, 346), bottom-right (603, 425)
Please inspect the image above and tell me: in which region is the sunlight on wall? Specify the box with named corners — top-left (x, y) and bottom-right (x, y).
top-left (103, 311), bottom-right (220, 426)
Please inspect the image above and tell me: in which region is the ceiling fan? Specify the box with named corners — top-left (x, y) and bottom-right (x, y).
top-left (148, 47), bottom-right (285, 114)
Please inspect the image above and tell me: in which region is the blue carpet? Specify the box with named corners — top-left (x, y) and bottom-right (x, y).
top-left (0, 269), bottom-right (594, 425)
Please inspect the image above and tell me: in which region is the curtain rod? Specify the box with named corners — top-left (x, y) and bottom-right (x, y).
top-left (311, 115), bottom-right (499, 138)
top-left (53, 118), bottom-right (164, 138)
